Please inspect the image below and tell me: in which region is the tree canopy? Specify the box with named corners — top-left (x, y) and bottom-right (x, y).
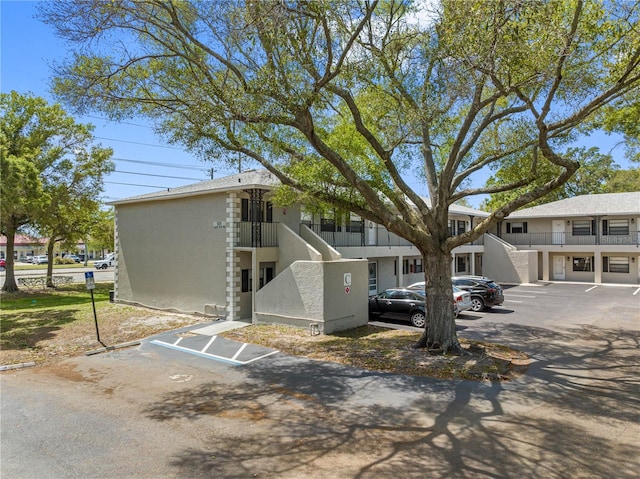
top-left (39, 0), bottom-right (640, 351)
top-left (481, 147), bottom-right (620, 210)
top-left (0, 91), bottom-right (113, 292)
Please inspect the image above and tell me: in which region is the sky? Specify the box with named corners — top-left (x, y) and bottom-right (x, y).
top-left (1, 0), bottom-right (244, 204)
top-left (0, 1), bottom-right (632, 208)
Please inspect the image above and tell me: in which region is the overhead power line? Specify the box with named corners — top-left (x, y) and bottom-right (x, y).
top-left (111, 157), bottom-right (207, 171)
top-left (96, 136), bottom-right (185, 150)
top-left (105, 181), bottom-right (170, 189)
top-left (84, 115), bottom-right (150, 129)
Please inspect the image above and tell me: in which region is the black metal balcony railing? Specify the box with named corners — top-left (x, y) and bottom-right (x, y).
top-left (501, 231), bottom-right (640, 246)
top-left (235, 222), bottom-right (278, 247)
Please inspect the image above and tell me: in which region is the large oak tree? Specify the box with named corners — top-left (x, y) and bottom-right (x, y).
top-left (39, 0), bottom-right (640, 351)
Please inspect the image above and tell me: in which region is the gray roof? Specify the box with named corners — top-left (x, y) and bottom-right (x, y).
top-left (416, 196), bottom-right (488, 217)
top-left (109, 169), bottom-right (280, 205)
top-left (508, 192), bottom-right (640, 218)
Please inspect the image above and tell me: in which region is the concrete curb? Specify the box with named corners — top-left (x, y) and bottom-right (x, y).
top-left (0, 362), bottom-right (37, 371)
top-left (85, 341), bottom-right (141, 356)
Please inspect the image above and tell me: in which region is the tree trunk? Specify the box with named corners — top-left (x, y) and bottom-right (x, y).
top-left (1, 226), bottom-right (19, 293)
top-left (46, 240), bottom-right (56, 288)
top-left (413, 249), bottom-right (463, 354)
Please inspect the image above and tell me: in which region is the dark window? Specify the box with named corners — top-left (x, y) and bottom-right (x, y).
top-left (604, 256), bottom-right (630, 273)
top-left (572, 220), bottom-right (592, 236)
top-left (414, 258), bottom-right (423, 273)
top-left (241, 198), bottom-right (249, 222)
top-left (320, 218), bottom-right (336, 232)
top-left (457, 220), bottom-right (466, 235)
top-left (456, 256), bottom-right (466, 273)
top-left (507, 222), bottom-right (528, 234)
top-left (266, 202), bottom-right (273, 222)
top-left (259, 266), bottom-right (274, 289)
top-left (347, 220), bottom-right (363, 233)
top-left (608, 219), bottom-right (629, 236)
top-left (241, 269), bottom-right (252, 292)
top-left (448, 220), bottom-right (455, 236)
top-left (403, 259), bottom-right (409, 275)
top-left (572, 257), bottom-right (593, 272)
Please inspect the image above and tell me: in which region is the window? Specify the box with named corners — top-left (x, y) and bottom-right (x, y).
top-left (572, 256), bottom-right (593, 272)
top-left (265, 202), bottom-right (273, 222)
top-left (604, 219), bottom-right (629, 236)
top-left (448, 220), bottom-right (455, 236)
top-left (506, 222), bottom-right (528, 234)
top-left (259, 265), bottom-right (274, 289)
top-left (241, 199), bottom-right (273, 222)
top-left (300, 209), bottom-right (313, 225)
top-left (320, 218), bottom-right (336, 232)
top-left (241, 198), bottom-right (249, 222)
top-left (403, 259), bottom-right (410, 275)
top-left (456, 255), bottom-right (467, 273)
top-left (572, 220), bottom-right (593, 236)
top-left (457, 220), bottom-right (466, 235)
top-left (414, 258), bottom-right (423, 273)
top-left (603, 256), bottom-right (630, 273)
top-left (241, 269), bottom-right (252, 292)
top-left (347, 220), bottom-right (363, 233)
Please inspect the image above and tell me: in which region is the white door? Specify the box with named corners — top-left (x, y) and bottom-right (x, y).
top-left (553, 255), bottom-right (566, 280)
top-left (552, 220), bottom-right (565, 245)
top-left (368, 262), bottom-right (378, 296)
top-left (367, 221), bottom-right (376, 246)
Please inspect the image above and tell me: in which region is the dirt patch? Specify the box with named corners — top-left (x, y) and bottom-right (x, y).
top-left (221, 324), bottom-right (531, 381)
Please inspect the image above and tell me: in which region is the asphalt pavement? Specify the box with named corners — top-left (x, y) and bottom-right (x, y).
top-left (1, 282), bottom-right (639, 478)
top-left (0, 266), bottom-right (114, 284)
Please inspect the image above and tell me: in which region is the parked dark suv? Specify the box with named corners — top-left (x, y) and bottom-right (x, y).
top-left (368, 288), bottom-right (427, 328)
top-left (451, 276), bottom-right (504, 312)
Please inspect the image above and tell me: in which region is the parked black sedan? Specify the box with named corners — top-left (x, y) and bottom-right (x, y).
top-left (368, 288), bottom-right (427, 328)
top-left (451, 276), bottom-right (504, 312)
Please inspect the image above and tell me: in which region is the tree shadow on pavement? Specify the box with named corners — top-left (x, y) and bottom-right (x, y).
top-left (142, 323), bottom-right (639, 479)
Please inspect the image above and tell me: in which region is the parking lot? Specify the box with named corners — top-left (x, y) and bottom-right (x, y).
top-left (373, 281), bottom-right (640, 333)
top-left (2, 281), bottom-right (639, 478)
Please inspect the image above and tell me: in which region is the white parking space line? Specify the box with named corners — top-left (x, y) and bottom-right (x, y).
top-left (504, 300), bottom-right (523, 303)
top-left (231, 343), bottom-right (248, 361)
top-left (150, 339), bottom-right (279, 366)
top-left (516, 290), bottom-right (548, 294)
top-left (585, 286), bottom-right (598, 292)
top-left (634, 287), bottom-right (640, 296)
top-left (201, 336), bottom-right (217, 353)
top-left (505, 294), bottom-right (536, 298)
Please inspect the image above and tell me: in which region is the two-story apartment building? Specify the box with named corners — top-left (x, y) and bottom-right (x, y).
top-left (109, 169), bottom-right (639, 331)
top-left (497, 192), bottom-right (640, 284)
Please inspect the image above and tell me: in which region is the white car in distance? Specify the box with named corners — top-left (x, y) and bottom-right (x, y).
top-left (405, 281), bottom-right (473, 318)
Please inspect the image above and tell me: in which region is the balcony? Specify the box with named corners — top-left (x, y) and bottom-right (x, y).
top-left (304, 224), bottom-right (484, 248)
top-left (500, 231), bottom-right (640, 246)
top-left (235, 222), bottom-right (278, 247)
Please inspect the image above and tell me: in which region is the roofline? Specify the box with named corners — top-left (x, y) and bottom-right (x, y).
top-left (108, 181), bottom-right (274, 206)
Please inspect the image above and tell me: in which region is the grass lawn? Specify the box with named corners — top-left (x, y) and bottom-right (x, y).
top-left (0, 282), bottom-right (207, 367)
top-left (1, 284), bottom-right (530, 380)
